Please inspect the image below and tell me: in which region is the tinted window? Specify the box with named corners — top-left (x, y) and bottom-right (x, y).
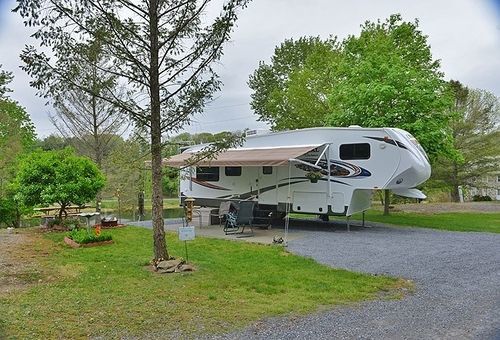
top-left (196, 167), bottom-right (219, 181)
top-left (225, 166), bottom-right (242, 176)
top-left (340, 143), bottom-right (370, 160)
top-left (263, 166), bottom-right (273, 175)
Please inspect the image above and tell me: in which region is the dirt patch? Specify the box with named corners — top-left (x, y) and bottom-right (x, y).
top-left (0, 229), bottom-right (54, 294)
top-left (392, 202), bottom-right (500, 214)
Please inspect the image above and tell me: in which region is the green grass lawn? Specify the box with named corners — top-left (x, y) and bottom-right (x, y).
top-left (351, 210), bottom-right (500, 233)
top-left (0, 227), bottom-right (406, 339)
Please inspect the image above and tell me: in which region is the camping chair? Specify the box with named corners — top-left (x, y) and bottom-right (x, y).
top-left (224, 201), bottom-right (256, 237)
top-left (210, 201), bottom-right (232, 227)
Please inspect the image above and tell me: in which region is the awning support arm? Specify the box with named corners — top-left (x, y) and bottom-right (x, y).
top-left (315, 144), bottom-right (329, 166)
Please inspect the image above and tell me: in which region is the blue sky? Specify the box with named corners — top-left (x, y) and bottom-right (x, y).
top-left (1, 0), bottom-right (499, 138)
top-left (493, 0), bottom-right (500, 14)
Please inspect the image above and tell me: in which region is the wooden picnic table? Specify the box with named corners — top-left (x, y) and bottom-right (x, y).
top-left (34, 205), bottom-right (93, 217)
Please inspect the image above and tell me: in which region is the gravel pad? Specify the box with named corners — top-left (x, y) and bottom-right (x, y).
top-left (214, 224), bottom-right (500, 339)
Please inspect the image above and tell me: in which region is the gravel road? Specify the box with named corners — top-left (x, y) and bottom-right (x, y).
top-left (215, 223), bottom-right (500, 339)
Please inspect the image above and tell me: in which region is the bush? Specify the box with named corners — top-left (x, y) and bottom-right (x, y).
top-left (68, 229), bottom-right (112, 244)
top-left (47, 217), bottom-right (83, 230)
top-left (472, 195), bottom-right (493, 202)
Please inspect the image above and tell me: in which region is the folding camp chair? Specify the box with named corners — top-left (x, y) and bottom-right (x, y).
top-left (210, 201), bottom-right (232, 227)
top-left (224, 201), bottom-right (256, 237)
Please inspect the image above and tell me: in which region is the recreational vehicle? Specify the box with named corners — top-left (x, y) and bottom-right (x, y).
top-left (164, 127), bottom-right (431, 218)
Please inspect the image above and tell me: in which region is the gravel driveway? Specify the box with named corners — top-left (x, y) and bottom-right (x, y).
top-left (216, 224), bottom-right (500, 339)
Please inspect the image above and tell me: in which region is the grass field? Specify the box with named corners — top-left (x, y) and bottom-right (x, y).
top-left (351, 210), bottom-right (500, 233)
top-left (0, 227), bottom-right (406, 339)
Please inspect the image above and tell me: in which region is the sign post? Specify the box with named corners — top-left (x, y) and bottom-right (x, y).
top-left (178, 226), bottom-right (195, 262)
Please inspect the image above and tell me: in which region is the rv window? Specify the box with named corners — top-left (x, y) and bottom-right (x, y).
top-left (263, 166), bottom-right (273, 175)
top-left (225, 166), bottom-right (242, 176)
top-left (340, 143), bottom-right (370, 160)
top-left (196, 167), bottom-right (219, 181)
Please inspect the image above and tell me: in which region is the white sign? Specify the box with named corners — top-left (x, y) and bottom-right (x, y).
top-left (178, 226), bottom-right (195, 241)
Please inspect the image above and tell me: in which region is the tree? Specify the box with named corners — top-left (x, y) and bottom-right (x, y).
top-left (17, 0), bottom-right (249, 260)
top-left (0, 64), bottom-right (13, 98)
top-left (249, 14), bottom-right (457, 214)
top-left (251, 15), bottom-right (455, 160)
top-left (327, 15), bottom-right (455, 162)
top-left (15, 148), bottom-right (105, 218)
top-left (37, 134), bottom-right (71, 151)
top-left (102, 135), bottom-right (148, 213)
top-left (249, 37), bottom-right (339, 130)
top-left (49, 38), bottom-right (129, 170)
top-left (432, 81), bottom-right (500, 201)
top-left (0, 68), bottom-right (36, 227)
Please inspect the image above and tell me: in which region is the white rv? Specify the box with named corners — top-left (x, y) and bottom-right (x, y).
top-left (164, 127), bottom-right (431, 217)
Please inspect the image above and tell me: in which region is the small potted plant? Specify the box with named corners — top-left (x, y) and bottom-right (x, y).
top-left (305, 171), bottom-right (323, 183)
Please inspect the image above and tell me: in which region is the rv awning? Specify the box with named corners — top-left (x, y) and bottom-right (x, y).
top-left (163, 145), bottom-right (322, 168)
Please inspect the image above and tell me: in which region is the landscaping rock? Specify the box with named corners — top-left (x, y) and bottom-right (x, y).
top-left (178, 264), bottom-right (195, 272)
top-left (156, 259), bottom-right (182, 270)
top-left (158, 267), bottom-right (176, 274)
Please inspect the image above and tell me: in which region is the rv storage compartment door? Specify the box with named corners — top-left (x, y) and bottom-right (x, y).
top-left (292, 191), bottom-right (327, 214)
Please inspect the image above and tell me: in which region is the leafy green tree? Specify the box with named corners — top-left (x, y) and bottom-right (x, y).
top-left (15, 149), bottom-right (105, 218)
top-left (432, 81), bottom-right (500, 201)
top-left (102, 136), bottom-right (147, 213)
top-left (327, 14), bottom-right (455, 161)
top-left (17, 0), bottom-right (249, 261)
top-left (0, 99), bottom-right (37, 226)
top-left (0, 69), bottom-right (36, 227)
top-left (249, 14), bottom-right (457, 214)
top-left (249, 37), bottom-right (339, 130)
top-left (37, 134), bottom-right (71, 151)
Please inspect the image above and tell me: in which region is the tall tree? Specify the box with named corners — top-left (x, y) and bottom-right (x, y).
top-left (432, 81), bottom-right (500, 201)
top-left (249, 37), bottom-right (339, 130)
top-left (0, 67), bottom-right (36, 227)
top-left (327, 14), bottom-right (455, 161)
top-left (17, 0), bottom-right (249, 260)
top-left (249, 14), bottom-right (456, 214)
top-left (50, 39), bottom-right (129, 169)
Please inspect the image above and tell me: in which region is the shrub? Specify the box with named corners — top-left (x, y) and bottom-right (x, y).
top-left (47, 217), bottom-right (83, 230)
top-left (61, 217), bottom-right (82, 230)
top-left (47, 218), bottom-right (62, 228)
top-left (68, 228), bottom-right (112, 244)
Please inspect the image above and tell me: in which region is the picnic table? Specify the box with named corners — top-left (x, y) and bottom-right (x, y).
top-left (34, 205), bottom-right (93, 218)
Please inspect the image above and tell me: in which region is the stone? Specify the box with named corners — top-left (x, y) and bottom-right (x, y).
top-left (179, 264), bottom-right (195, 272)
top-left (157, 267), bottom-right (176, 274)
top-left (156, 259), bottom-right (182, 270)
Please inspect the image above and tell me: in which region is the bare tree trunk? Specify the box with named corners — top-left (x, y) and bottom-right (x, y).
top-left (92, 88), bottom-right (103, 212)
top-left (383, 189), bottom-right (390, 216)
top-left (149, 0), bottom-right (168, 261)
